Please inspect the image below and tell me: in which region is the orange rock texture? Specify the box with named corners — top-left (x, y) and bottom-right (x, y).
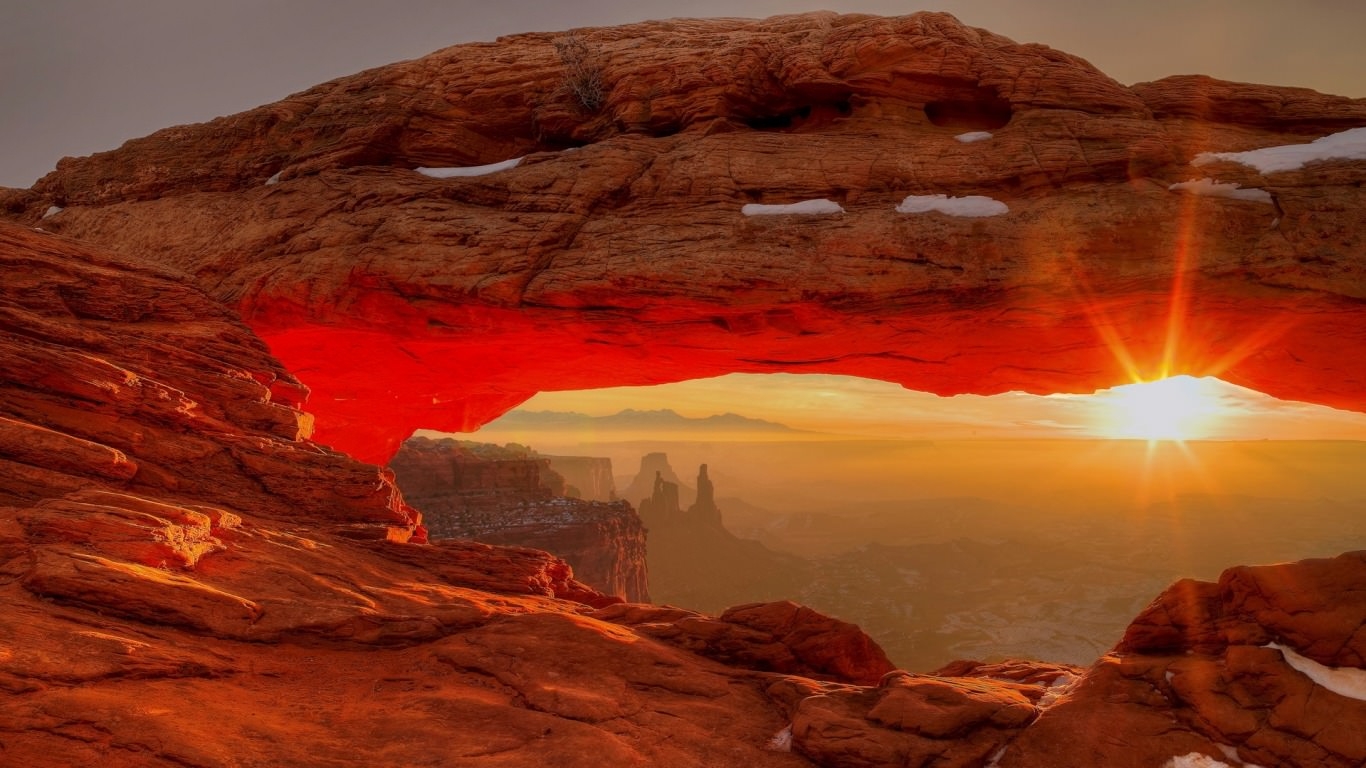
top-left (4, 12), bottom-right (1364, 462)
top-left (0, 221), bottom-right (811, 766)
top-left (4, 11), bottom-right (1366, 767)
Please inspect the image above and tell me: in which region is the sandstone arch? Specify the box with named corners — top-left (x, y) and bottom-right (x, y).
top-left (6, 13), bottom-right (1365, 465)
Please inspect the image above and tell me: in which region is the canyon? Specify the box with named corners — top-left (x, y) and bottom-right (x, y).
top-left (3, 10), bottom-right (1366, 767)
top-left (391, 436), bottom-right (650, 602)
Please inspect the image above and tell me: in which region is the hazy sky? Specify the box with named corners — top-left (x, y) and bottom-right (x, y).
top-left (478, 373), bottom-right (1366, 441)
top-left (4, 0), bottom-right (1365, 187)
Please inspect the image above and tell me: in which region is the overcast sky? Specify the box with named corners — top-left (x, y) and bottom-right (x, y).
top-left (3, 0), bottom-right (1365, 187)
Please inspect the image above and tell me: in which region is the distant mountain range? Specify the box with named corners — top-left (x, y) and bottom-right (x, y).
top-left (482, 408), bottom-right (803, 433)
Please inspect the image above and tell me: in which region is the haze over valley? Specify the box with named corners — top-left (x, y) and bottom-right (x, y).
top-left (421, 375), bottom-right (1366, 671)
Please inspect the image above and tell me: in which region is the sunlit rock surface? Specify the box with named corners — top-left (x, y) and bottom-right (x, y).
top-left (4, 11), bottom-right (1366, 766)
top-left (4, 12), bottom-right (1364, 462)
top-left (1001, 551), bottom-right (1366, 768)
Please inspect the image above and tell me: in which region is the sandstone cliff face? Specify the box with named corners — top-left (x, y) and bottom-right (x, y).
top-left (4, 13), bottom-right (1364, 462)
top-left (391, 436), bottom-right (649, 602)
top-left (545, 454), bottom-right (617, 501)
top-left (390, 438), bottom-right (561, 529)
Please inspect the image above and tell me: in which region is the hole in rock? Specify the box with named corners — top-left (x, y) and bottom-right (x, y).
top-left (924, 93), bottom-right (1013, 130)
top-left (392, 372), bottom-right (1366, 672)
top-left (744, 100), bottom-right (853, 132)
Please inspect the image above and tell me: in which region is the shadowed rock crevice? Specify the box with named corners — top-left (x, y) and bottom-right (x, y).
top-left (924, 91), bottom-right (1014, 130)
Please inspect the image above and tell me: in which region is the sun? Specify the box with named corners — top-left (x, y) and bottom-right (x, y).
top-left (1096, 375), bottom-right (1226, 441)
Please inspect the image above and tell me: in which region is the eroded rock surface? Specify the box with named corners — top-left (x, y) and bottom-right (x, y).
top-left (999, 551), bottom-right (1366, 768)
top-left (4, 11), bottom-right (1366, 767)
top-left (597, 600), bottom-right (895, 685)
top-left (3, 13), bottom-right (1363, 461)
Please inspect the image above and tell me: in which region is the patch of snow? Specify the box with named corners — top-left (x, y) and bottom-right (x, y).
top-left (742, 199), bottom-right (845, 216)
top-left (896, 193), bottom-right (1008, 217)
top-left (1037, 672), bottom-right (1078, 708)
top-left (766, 725), bottom-right (792, 752)
top-left (1164, 754), bottom-right (1235, 768)
top-left (1192, 126), bottom-right (1366, 173)
top-left (1165, 670), bottom-right (1175, 684)
top-left (985, 746), bottom-right (1008, 767)
top-left (264, 171), bottom-right (282, 186)
top-left (1168, 178), bottom-right (1272, 204)
top-left (1164, 751), bottom-right (1265, 768)
top-left (416, 157), bottom-right (523, 178)
top-left (1216, 744), bottom-right (1264, 767)
top-left (1268, 642), bottom-right (1366, 701)
top-left (955, 131), bottom-right (993, 143)
top-left (33, 227), bottom-right (45, 233)
top-left (42, 205), bottom-right (62, 219)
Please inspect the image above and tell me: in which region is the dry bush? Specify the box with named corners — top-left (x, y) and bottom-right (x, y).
top-left (554, 34), bottom-right (607, 113)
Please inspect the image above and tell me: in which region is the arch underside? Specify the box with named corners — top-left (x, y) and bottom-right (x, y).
top-left (261, 276), bottom-right (1366, 464)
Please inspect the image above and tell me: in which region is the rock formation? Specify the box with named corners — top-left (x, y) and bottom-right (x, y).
top-left (688, 463), bottom-right (723, 527)
top-left (627, 453), bottom-right (813, 613)
top-left (544, 454), bottom-right (617, 501)
top-left (2, 13), bottom-right (1363, 462)
top-left (4, 11), bottom-right (1366, 767)
top-left (623, 451), bottom-right (695, 512)
top-left (389, 438), bottom-right (564, 531)
top-left (595, 600), bottom-right (895, 685)
top-left (998, 551), bottom-right (1366, 768)
top-left (637, 469), bottom-right (683, 523)
top-left (391, 436), bottom-right (649, 602)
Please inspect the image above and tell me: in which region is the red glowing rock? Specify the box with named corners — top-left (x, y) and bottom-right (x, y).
top-left (4, 12), bottom-right (1366, 766)
top-left (4, 13), bottom-right (1362, 463)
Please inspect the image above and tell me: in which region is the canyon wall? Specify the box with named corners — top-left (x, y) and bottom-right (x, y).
top-left (391, 436), bottom-right (649, 602)
top-left (545, 455), bottom-right (617, 501)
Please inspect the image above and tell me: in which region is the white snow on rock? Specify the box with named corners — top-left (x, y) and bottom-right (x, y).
top-left (1164, 754), bottom-right (1235, 768)
top-left (1167, 178), bottom-right (1273, 204)
top-left (264, 171), bottom-right (282, 186)
top-left (1037, 673), bottom-right (1078, 708)
top-left (742, 199), bottom-right (845, 216)
top-left (42, 205), bottom-right (62, 219)
top-left (896, 193), bottom-right (1008, 217)
top-left (1192, 127), bottom-right (1366, 173)
top-left (1217, 744), bottom-right (1264, 767)
top-left (955, 131), bottom-right (993, 143)
top-left (1169, 748), bottom-right (1262, 765)
top-left (417, 157), bottom-right (523, 178)
top-left (766, 725), bottom-right (793, 751)
top-left (1268, 642), bottom-right (1366, 701)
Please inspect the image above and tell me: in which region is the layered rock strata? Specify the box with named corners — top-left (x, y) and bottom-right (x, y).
top-left (544, 454), bottom-right (617, 501)
top-left (391, 436), bottom-right (649, 601)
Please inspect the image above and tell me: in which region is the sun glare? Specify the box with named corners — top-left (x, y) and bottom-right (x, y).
top-left (1097, 375), bottom-right (1225, 441)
